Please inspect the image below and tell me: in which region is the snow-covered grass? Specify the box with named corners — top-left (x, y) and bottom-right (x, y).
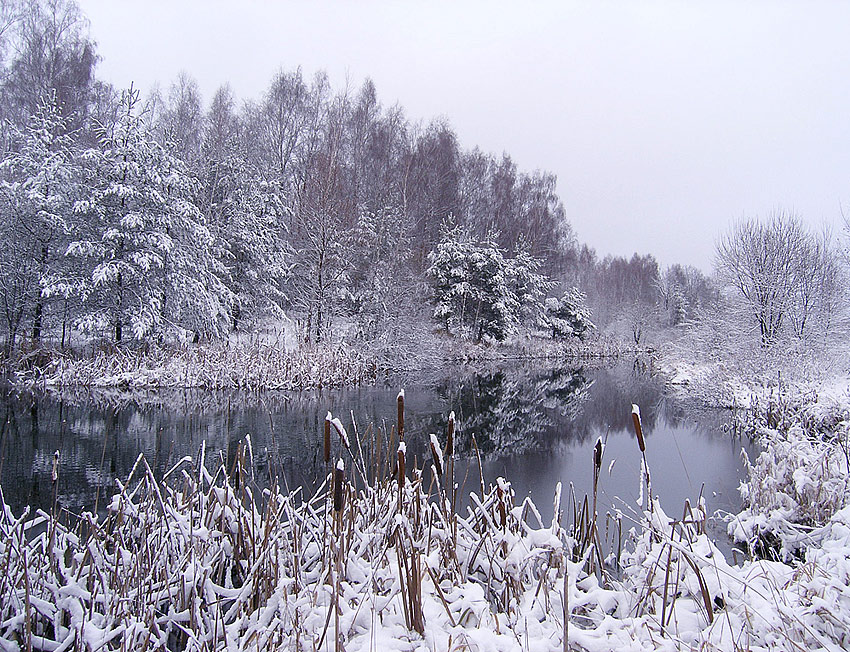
top-left (632, 327), bottom-right (850, 643)
top-left (727, 379), bottom-right (850, 560)
top-left (13, 339), bottom-right (383, 390)
top-left (3, 404), bottom-right (850, 651)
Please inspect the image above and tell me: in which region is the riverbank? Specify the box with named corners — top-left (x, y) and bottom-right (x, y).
top-left (4, 331), bottom-right (636, 391)
top-left (658, 343), bottom-right (850, 605)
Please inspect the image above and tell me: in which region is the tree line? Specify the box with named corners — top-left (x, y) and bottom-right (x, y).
top-left (2, 0), bottom-right (839, 360)
top-left (0, 0), bottom-right (630, 354)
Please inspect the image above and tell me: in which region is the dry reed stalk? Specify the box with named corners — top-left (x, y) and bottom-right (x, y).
top-left (324, 412), bottom-right (331, 464)
top-left (333, 459), bottom-right (344, 652)
top-left (397, 389), bottom-right (405, 441)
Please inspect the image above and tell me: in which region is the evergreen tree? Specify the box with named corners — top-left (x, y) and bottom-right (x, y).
top-left (428, 225), bottom-right (547, 342)
top-left (543, 288), bottom-right (595, 340)
top-left (69, 86), bottom-right (232, 343)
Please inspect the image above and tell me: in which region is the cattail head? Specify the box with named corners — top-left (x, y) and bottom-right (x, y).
top-left (397, 389), bottom-right (405, 441)
top-left (631, 404), bottom-right (645, 452)
top-left (594, 437), bottom-right (604, 472)
top-left (496, 478), bottom-right (509, 527)
top-left (324, 412), bottom-right (332, 463)
top-left (333, 459), bottom-right (344, 512)
top-left (51, 450), bottom-right (59, 483)
top-left (445, 410), bottom-right (455, 457)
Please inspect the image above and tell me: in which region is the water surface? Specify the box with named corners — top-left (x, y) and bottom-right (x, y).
top-left (0, 362), bottom-right (755, 546)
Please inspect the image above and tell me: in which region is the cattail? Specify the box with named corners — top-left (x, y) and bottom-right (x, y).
top-left (593, 437), bottom-right (604, 472)
top-left (429, 433), bottom-right (443, 479)
top-left (445, 411), bottom-right (455, 457)
top-left (631, 404), bottom-right (645, 452)
top-left (51, 450), bottom-right (59, 483)
top-left (324, 412), bottom-right (332, 463)
top-left (496, 479), bottom-right (508, 528)
top-left (397, 389), bottom-right (405, 441)
top-left (333, 459), bottom-right (344, 512)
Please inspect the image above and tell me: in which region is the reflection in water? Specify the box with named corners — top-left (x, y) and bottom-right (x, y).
top-left (0, 362), bottom-right (755, 549)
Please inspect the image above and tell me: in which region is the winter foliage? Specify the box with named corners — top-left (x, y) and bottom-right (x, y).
top-left (69, 87), bottom-right (232, 342)
top-left (544, 287), bottom-right (595, 340)
top-left (427, 225), bottom-right (557, 342)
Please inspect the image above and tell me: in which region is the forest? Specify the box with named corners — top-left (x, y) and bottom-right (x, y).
top-left (0, 0), bottom-right (748, 368)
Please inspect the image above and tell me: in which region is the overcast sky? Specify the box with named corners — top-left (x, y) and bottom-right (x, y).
top-left (77, 0), bottom-right (850, 271)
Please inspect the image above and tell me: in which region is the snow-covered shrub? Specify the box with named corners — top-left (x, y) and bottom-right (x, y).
top-left (730, 382), bottom-right (850, 558)
top-left (543, 287), bottom-right (595, 340)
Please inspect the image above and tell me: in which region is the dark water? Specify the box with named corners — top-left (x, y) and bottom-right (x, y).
top-left (0, 362), bottom-right (756, 545)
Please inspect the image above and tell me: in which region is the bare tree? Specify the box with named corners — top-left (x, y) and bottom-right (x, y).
top-left (715, 212), bottom-right (840, 346)
top-left (1, 0), bottom-right (96, 129)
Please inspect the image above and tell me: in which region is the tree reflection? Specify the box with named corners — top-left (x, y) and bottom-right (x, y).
top-left (0, 361), bottom-right (683, 516)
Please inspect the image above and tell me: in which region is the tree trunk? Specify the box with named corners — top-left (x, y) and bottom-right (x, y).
top-left (31, 245), bottom-right (48, 343)
top-left (32, 300), bottom-right (43, 343)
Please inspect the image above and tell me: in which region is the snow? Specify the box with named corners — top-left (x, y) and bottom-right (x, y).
top-left (23, 338), bottom-right (381, 390)
top-left (332, 418), bottom-right (355, 450)
top-left (6, 358), bottom-right (850, 650)
top-left (4, 444), bottom-right (850, 652)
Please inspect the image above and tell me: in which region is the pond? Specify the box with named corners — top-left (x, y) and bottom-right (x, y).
top-left (0, 361), bottom-right (756, 547)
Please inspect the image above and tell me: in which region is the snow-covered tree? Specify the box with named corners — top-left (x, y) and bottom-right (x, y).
top-left (716, 213), bottom-right (843, 346)
top-left (203, 153), bottom-right (289, 331)
top-left (428, 224), bottom-right (551, 342)
top-left (346, 207), bottom-right (417, 342)
top-left (0, 94), bottom-right (79, 348)
top-left (543, 288), bottom-right (595, 340)
top-left (69, 86), bottom-right (232, 343)
top-left (508, 237), bottom-right (555, 328)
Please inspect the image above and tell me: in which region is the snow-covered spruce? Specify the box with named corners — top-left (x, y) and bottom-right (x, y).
top-left (3, 439), bottom-right (850, 650)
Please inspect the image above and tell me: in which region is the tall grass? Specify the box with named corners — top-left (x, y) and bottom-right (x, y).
top-left (14, 340), bottom-right (382, 390)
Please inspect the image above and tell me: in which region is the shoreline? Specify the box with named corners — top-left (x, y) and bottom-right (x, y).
top-left (3, 335), bottom-right (644, 392)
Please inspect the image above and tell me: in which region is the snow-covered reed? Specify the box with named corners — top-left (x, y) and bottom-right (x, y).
top-left (2, 405), bottom-right (849, 651)
top-left (730, 379), bottom-right (850, 560)
top-left (15, 340), bottom-right (382, 390)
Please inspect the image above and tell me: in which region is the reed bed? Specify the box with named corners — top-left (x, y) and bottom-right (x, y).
top-left (15, 340), bottom-right (381, 390)
top-left (1, 401), bottom-right (848, 651)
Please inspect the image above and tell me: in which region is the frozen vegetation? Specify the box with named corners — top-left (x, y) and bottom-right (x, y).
top-left (13, 339), bottom-right (382, 390)
top-left (2, 402), bottom-right (850, 651)
top-left (1, 2), bottom-right (849, 649)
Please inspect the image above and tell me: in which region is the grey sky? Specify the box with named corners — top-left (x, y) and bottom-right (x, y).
top-left (77, 0), bottom-right (850, 271)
